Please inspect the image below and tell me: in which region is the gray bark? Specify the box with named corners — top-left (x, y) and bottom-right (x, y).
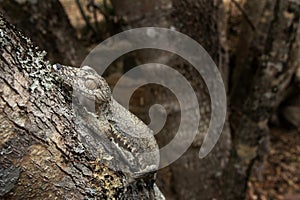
top-left (0, 15), bottom-right (162, 199)
top-left (223, 0), bottom-right (300, 199)
top-left (110, 0), bottom-right (231, 199)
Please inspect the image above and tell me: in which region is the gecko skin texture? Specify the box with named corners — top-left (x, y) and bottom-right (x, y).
top-left (52, 64), bottom-right (160, 179)
top-left (52, 64), bottom-right (164, 199)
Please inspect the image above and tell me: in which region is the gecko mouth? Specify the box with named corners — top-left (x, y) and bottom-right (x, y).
top-left (109, 126), bottom-right (137, 153)
top-left (74, 91), bottom-right (98, 114)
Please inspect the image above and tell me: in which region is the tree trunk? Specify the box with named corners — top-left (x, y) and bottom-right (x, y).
top-left (0, 15), bottom-right (163, 199)
top-left (110, 0), bottom-right (231, 199)
top-left (0, 0), bottom-right (87, 66)
top-left (223, 0), bottom-right (300, 199)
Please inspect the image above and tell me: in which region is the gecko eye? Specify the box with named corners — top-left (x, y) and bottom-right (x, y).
top-left (85, 79), bottom-right (97, 90)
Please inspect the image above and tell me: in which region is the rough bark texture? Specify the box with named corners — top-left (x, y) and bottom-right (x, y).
top-left (110, 0), bottom-right (231, 199)
top-left (0, 15), bottom-right (163, 199)
top-left (230, 0), bottom-right (267, 97)
top-left (279, 65), bottom-right (300, 130)
top-left (230, 0), bottom-right (275, 106)
top-left (223, 0), bottom-right (300, 199)
top-left (0, 0), bottom-right (87, 66)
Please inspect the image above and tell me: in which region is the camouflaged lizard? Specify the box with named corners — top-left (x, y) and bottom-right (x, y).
top-left (52, 64), bottom-right (164, 199)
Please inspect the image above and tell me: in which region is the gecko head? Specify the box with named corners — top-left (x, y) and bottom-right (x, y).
top-left (52, 64), bottom-right (112, 114)
top-left (77, 65), bottom-right (111, 103)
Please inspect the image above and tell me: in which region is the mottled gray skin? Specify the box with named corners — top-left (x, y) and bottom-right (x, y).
top-left (52, 64), bottom-right (164, 198)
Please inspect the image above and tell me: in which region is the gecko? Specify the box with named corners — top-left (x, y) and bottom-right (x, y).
top-left (52, 64), bottom-right (160, 181)
top-left (52, 64), bottom-right (165, 199)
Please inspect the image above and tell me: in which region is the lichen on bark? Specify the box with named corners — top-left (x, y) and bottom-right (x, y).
top-left (0, 15), bottom-right (163, 199)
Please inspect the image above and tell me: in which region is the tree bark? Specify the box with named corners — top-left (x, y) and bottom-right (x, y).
top-left (230, 0), bottom-right (267, 97)
top-left (0, 15), bottom-right (162, 199)
top-left (110, 1), bottom-right (231, 199)
top-left (0, 0), bottom-right (87, 66)
top-left (223, 0), bottom-right (300, 199)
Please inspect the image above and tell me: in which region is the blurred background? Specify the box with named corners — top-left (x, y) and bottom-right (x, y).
top-left (1, 0), bottom-right (299, 199)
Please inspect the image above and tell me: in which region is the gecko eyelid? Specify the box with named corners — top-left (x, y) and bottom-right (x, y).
top-left (81, 65), bottom-right (96, 73)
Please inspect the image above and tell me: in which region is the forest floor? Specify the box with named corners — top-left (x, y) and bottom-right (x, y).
top-left (60, 1), bottom-right (300, 200)
top-left (246, 129), bottom-right (300, 200)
